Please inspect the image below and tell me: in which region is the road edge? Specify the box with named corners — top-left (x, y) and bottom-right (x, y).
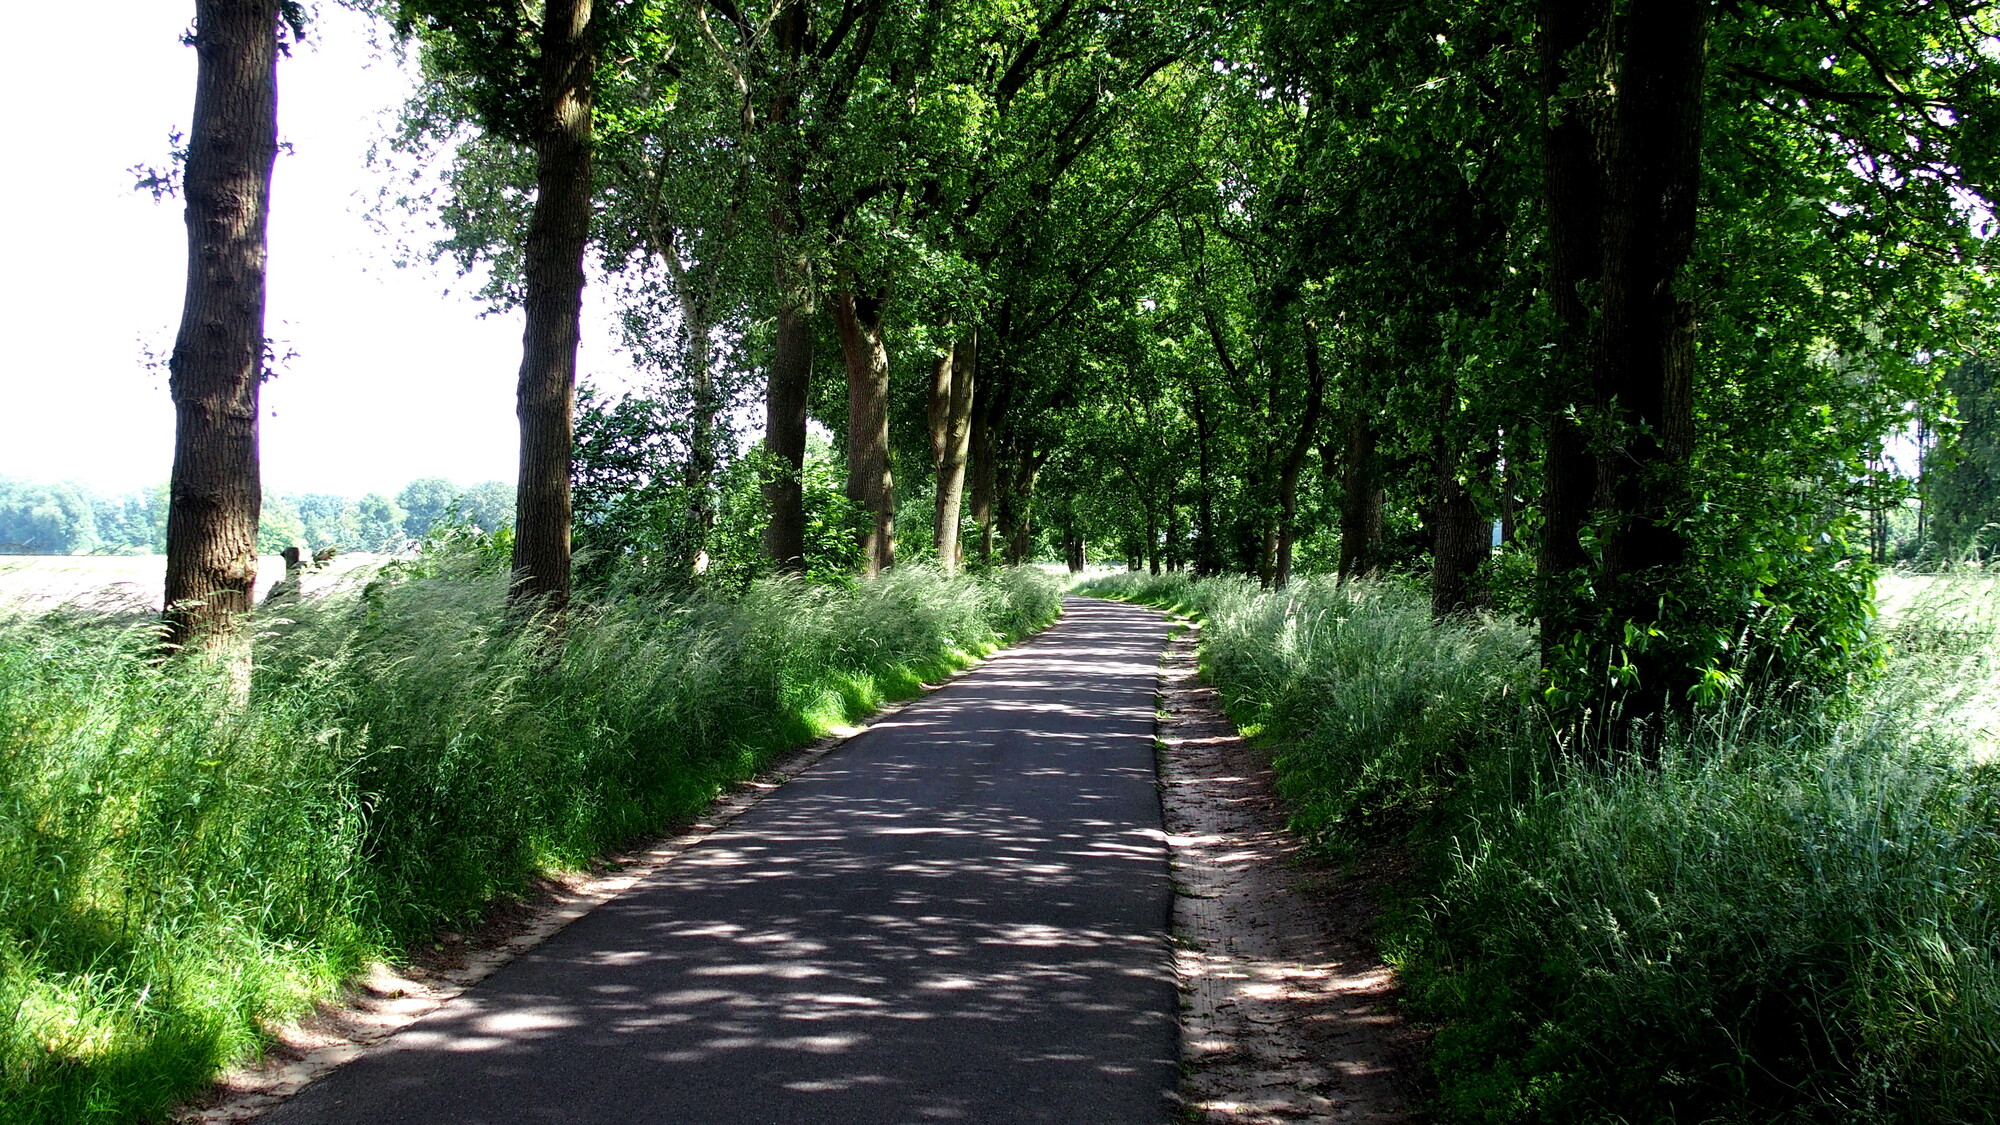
top-left (1153, 611), bottom-right (1423, 1123)
top-left (176, 605), bottom-right (1070, 1124)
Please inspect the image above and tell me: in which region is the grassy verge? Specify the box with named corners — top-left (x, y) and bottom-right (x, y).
top-left (0, 558), bottom-right (1061, 1124)
top-left (1076, 570), bottom-right (2000, 1123)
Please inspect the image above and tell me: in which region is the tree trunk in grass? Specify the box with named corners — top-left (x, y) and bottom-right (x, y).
top-left (1337, 416), bottom-right (1383, 583)
top-left (928, 328), bottom-right (976, 572)
top-left (508, 0), bottom-right (595, 615)
top-left (764, 274), bottom-right (813, 573)
top-left (1536, 0), bottom-right (1610, 657)
top-left (834, 285), bottom-right (894, 575)
top-left (760, 1), bottom-right (813, 574)
top-left (1432, 429), bottom-right (1497, 618)
top-left (164, 0), bottom-right (280, 653)
top-left (1589, 0), bottom-right (1708, 729)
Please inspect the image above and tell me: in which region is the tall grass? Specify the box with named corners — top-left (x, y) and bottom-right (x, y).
top-left (1078, 569), bottom-right (2000, 1123)
top-left (0, 558), bottom-right (1061, 1124)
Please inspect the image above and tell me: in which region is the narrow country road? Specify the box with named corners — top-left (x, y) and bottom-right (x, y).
top-left (263, 597), bottom-right (1177, 1125)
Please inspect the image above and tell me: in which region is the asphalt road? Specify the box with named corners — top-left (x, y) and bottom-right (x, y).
top-left (263, 597), bottom-right (1178, 1125)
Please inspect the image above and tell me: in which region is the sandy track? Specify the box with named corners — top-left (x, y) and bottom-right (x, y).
top-left (1159, 621), bottom-right (1423, 1123)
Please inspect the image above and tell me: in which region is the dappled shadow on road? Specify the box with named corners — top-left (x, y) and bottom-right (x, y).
top-left (266, 598), bottom-right (1178, 1125)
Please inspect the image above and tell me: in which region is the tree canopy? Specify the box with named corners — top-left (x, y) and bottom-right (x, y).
top-left (361, 0), bottom-right (2000, 725)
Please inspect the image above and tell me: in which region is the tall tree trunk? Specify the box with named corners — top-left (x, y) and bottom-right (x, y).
top-left (508, 0), bottom-right (595, 615)
top-left (1591, 0), bottom-right (1708, 727)
top-left (760, 2), bottom-right (812, 573)
top-left (1274, 321), bottom-right (1328, 588)
top-left (763, 271), bottom-right (813, 573)
top-left (1536, 0), bottom-right (1611, 655)
top-left (1430, 466), bottom-right (1491, 618)
top-left (1337, 417), bottom-right (1383, 583)
top-left (164, 0), bottom-right (280, 652)
top-left (1190, 378), bottom-right (1220, 576)
top-left (929, 327), bottom-right (976, 572)
top-left (833, 285), bottom-right (894, 575)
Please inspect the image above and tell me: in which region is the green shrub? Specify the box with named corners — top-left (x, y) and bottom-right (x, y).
top-left (0, 559), bottom-right (1061, 1123)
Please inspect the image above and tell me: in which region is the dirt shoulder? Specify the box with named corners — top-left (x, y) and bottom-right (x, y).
top-left (1158, 620), bottom-right (1425, 1123)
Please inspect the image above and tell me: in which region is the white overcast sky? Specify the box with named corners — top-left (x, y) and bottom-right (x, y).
top-left (0, 2), bottom-right (630, 498)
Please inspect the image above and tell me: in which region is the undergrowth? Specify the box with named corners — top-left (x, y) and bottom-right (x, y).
top-left (1077, 569), bottom-right (2000, 1124)
top-left (0, 557), bottom-right (1060, 1124)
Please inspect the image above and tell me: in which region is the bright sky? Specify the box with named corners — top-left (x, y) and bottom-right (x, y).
top-left (0, 2), bottom-right (629, 499)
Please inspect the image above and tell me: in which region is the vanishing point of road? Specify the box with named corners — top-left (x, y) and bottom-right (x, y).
top-left (263, 597), bottom-right (1178, 1125)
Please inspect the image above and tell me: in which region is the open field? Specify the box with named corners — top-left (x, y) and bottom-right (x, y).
top-left (0, 554), bottom-right (387, 614)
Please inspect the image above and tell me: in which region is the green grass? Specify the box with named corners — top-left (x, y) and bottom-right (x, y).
top-left (1076, 569), bottom-right (2000, 1124)
top-left (0, 556), bottom-right (1062, 1124)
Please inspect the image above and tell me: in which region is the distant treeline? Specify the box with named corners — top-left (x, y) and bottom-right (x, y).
top-left (0, 477), bottom-right (514, 556)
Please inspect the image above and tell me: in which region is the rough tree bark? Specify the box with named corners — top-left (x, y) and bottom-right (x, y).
top-left (508, 0), bottom-right (595, 615)
top-left (164, 0), bottom-right (281, 652)
top-left (928, 327), bottom-right (976, 572)
top-left (1590, 0), bottom-right (1708, 724)
top-left (1431, 416), bottom-right (1497, 618)
top-left (1337, 416), bottom-right (1384, 583)
top-left (833, 285), bottom-right (895, 575)
top-left (760, 0), bottom-right (813, 573)
top-left (1536, 0), bottom-right (1612, 655)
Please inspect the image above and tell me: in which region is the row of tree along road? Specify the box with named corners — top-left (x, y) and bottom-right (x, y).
top-left (158, 1), bottom-right (2000, 733)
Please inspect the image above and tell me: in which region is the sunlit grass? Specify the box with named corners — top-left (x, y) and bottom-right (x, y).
top-left (0, 557), bottom-right (1061, 1124)
top-left (1077, 568), bottom-right (2000, 1123)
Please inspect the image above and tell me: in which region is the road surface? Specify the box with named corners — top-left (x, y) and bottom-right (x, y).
top-left (263, 597), bottom-right (1178, 1125)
